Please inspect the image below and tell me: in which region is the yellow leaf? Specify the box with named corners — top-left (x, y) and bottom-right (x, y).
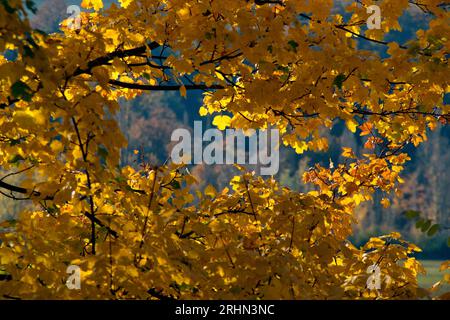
top-left (119, 0), bottom-right (133, 8)
top-left (13, 109), bottom-right (46, 129)
top-left (342, 147), bottom-right (356, 159)
top-left (199, 106), bottom-right (208, 116)
top-left (127, 267), bottom-right (139, 278)
top-left (439, 261), bottom-right (449, 271)
top-left (346, 119), bottom-right (358, 133)
top-left (212, 115), bottom-right (232, 130)
top-left (444, 274), bottom-right (450, 284)
top-left (217, 266), bottom-right (225, 277)
top-left (427, 121), bottom-right (437, 131)
top-left (112, 58), bottom-right (127, 74)
top-left (344, 26), bottom-right (359, 38)
top-left (389, 232), bottom-right (401, 239)
top-left (215, 71), bottom-right (225, 81)
top-left (204, 185), bottom-right (216, 198)
top-left (81, 0), bottom-right (103, 10)
top-left (92, 66), bottom-right (110, 86)
top-left (359, 122), bottom-right (373, 136)
top-left (408, 243), bottom-right (422, 253)
top-left (178, 7), bottom-right (190, 18)
top-left (381, 198), bottom-right (390, 208)
top-left (180, 85), bottom-right (187, 97)
top-left (50, 140), bottom-right (64, 153)
top-left (103, 29), bottom-right (121, 47)
top-left (407, 125), bottom-right (416, 134)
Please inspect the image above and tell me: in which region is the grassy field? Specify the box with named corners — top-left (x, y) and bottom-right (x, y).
top-left (418, 260), bottom-right (449, 296)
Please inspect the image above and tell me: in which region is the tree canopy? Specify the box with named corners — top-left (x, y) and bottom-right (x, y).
top-left (0, 0), bottom-right (449, 299)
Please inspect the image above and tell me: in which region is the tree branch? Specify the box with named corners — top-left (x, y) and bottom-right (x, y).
top-left (72, 42), bottom-right (160, 77)
top-left (108, 79), bottom-right (224, 91)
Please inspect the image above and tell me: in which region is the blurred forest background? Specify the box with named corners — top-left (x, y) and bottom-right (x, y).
top-left (0, 0), bottom-right (448, 261)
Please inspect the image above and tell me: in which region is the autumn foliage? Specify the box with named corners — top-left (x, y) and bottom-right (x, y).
top-left (0, 0), bottom-right (449, 299)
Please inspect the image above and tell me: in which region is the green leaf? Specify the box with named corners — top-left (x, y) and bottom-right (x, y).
top-left (11, 81), bottom-right (33, 102)
top-left (114, 176), bottom-right (127, 183)
top-left (9, 137), bottom-right (24, 146)
top-left (170, 180), bottom-right (181, 189)
top-left (8, 154), bottom-right (25, 164)
top-left (427, 224), bottom-right (440, 237)
top-left (25, 0), bottom-right (37, 14)
top-left (280, 74), bottom-right (289, 82)
top-left (0, 0), bottom-right (16, 13)
top-left (288, 40), bottom-right (299, 51)
top-left (276, 65), bottom-right (290, 73)
top-left (29, 156), bottom-right (39, 165)
top-left (23, 45), bottom-right (35, 58)
top-left (98, 146), bottom-right (109, 160)
top-left (403, 210), bottom-right (420, 220)
top-left (333, 74), bottom-right (346, 90)
top-left (447, 237), bottom-right (450, 247)
top-left (46, 205), bottom-right (58, 215)
top-left (8, 219), bottom-right (17, 226)
top-left (407, 42), bottom-right (421, 55)
top-left (415, 218), bottom-right (424, 229)
top-left (420, 219), bottom-right (431, 232)
top-left (229, 286), bottom-right (242, 294)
